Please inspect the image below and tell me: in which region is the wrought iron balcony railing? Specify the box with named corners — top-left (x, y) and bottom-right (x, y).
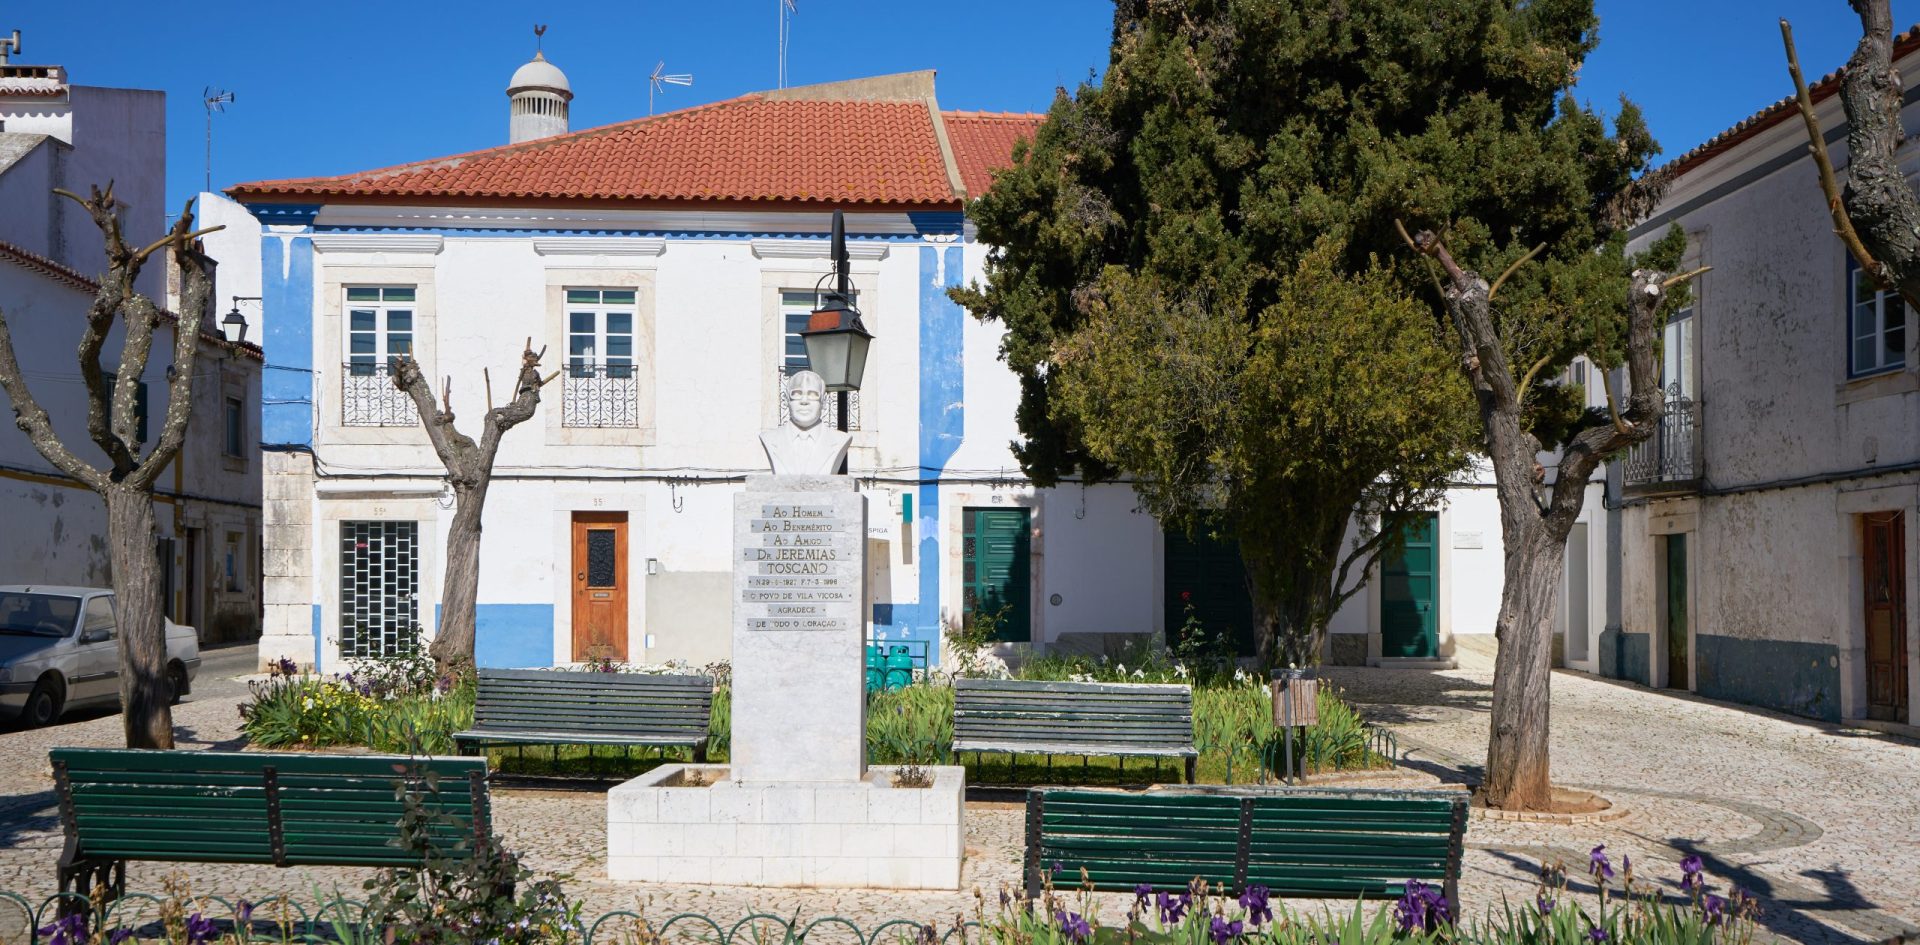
top-left (340, 362), bottom-right (419, 427)
top-left (1622, 391), bottom-right (1700, 489)
top-left (777, 368), bottom-right (860, 430)
top-left (563, 362), bottom-right (643, 428)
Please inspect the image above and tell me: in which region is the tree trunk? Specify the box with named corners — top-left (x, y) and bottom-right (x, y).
top-left (428, 482), bottom-right (488, 673)
top-left (105, 486), bottom-right (174, 749)
top-left (1482, 521), bottom-right (1564, 810)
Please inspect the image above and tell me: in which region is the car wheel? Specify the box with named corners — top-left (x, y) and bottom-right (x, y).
top-left (167, 663), bottom-right (189, 705)
top-left (22, 679), bottom-right (63, 728)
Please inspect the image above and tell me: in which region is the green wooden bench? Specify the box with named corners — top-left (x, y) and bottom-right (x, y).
top-left (1024, 787), bottom-right (1467, 902)
top-left (953, 678), bottom-right (1198, 783)
top-left (453, 668), bottom-right (713, 762)
top-left (50, 747), bottom-right (491, 904)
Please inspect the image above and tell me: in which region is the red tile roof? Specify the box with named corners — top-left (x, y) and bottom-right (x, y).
top-left (1652, 24), bottom-right (1920, 183)
top-left (230, 95), bottom-right (961, 207)
top-left (943, 111), bottom-right (1045, 197)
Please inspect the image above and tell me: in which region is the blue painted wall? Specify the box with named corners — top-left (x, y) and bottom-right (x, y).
top-left (871, 244), bottom-right (965, 660)
top-left (1696, 634), bottom-right (1841, 722)
top-left (260, 235), bottom-right (315, 448)
top-left (311, 603), bottom-right (322, 669)
top-left (475, 604), bottom-right (557, 669)
top-left (1599, 627), bottom-right (1650, 686)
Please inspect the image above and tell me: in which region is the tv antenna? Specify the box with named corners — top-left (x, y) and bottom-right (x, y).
top-left (777, 0), bottom-right (796, 88)
top-left (203, 87), bottom-right (236, 193)
top-left (0, 30), bottom-right (21, 64)
top-left (648, 61), bottom-right (692, 116)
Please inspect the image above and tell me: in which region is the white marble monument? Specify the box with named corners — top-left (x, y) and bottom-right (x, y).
top-left (608, 377), bottom-right (964, 890)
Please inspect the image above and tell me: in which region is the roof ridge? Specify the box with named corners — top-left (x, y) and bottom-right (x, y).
top-left (231, 93), bottom-right (770, 193)
top-left (943, 109), bottom-right (1047, 120)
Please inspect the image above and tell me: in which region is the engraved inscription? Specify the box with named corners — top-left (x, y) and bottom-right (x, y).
top-left (737, 495), bottom-right (859, 631)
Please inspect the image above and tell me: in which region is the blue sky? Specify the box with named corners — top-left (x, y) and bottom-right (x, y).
top-left (7, 1), bottom-right (1916, 211)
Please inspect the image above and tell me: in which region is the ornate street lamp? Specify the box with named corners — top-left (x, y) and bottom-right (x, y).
top-left (223, 295), bottom-right (259, 344)
top-left (801, 210), bottom-right (873, 401)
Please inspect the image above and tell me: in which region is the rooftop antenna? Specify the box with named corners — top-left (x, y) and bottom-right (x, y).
top-left (648, 60), bottom-right (692, 116)
top-left (777, 0), bottom-right (795, 88)
top-left (203, 87), bottom-right (235, 193)
top-left (0, 30), bottom-right (20, 64)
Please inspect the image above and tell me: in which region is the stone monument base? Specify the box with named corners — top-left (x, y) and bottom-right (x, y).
top-left (607, 764), bottom-right (965, 889)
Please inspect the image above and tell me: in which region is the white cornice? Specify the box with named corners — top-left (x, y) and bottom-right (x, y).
top-left (750, 239), bottom-right (890, 261)
top-left (312, 205), bottom-right (944, 236)
top-left (532, 236), bottom-right (666, 256)
top-left (310, 234), bottom-right (444, 255)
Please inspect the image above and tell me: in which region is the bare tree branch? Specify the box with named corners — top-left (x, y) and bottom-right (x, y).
top-left (0, 308), bottom-right (107, 490)
top-left (1833, 0), bottom-right (1920, 305)
top-left (1487, 242), bottom-right (1547, 301)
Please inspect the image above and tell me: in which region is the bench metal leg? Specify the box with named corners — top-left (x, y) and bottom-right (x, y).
top-left (693, 742), bottom-right (709, 764)
top-left (1184, 756), bottom-right (1197, 785)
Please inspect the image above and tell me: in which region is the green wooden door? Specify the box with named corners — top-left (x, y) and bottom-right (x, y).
top-left (1381, 514), bottom-right (1438, 658)
top-left (1162, 529), bottom-right (1257, 656)
top-left (1666, 533), bottom-right (1689, 689)
top-left (963, 508), bottom-right (1031, 642)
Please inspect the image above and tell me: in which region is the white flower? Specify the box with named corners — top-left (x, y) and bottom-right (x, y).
top-left (1235, 668), bottom-right (1249, 682)
top-left (1117, 663), bottom-right (1127, 675)
top-left (1132, 668), bottom-right (1145, 679)
top-left (1174, 664), bottom-right (1189, 678)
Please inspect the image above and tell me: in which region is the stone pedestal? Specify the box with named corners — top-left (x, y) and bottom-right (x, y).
top-left (607, 474), bottom-right (965, 890)
top-left (730, 475), bottom-right (867, 784)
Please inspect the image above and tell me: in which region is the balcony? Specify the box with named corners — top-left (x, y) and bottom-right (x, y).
top-left (1622, 392), bottom-right (1701, 494)
top-left (562, 362), bottom-right (642, 428)
top-left (340, 362), bottom-right (418, 427)
top-left (777, 368), bottom-right (860, 430)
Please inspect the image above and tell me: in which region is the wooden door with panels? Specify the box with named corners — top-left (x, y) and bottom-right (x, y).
top-left (571, 512), bottom-right (629, 662)
top-left (1864, 512), bottom-right (1908, 723)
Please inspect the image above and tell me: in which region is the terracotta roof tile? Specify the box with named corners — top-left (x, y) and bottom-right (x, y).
top-left (1651, 23), bottom-right (1920, 183)
top-left (943, 110), bottom-right (1045, 197)
top-left (230, 95), bottom-right (959, 207)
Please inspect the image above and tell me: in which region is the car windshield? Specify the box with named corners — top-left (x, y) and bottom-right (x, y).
top-left (0, 593), bottom-right (81, 636)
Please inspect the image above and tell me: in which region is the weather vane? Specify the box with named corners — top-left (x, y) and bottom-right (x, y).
top-left (534, 24), bottom-right (547, 52)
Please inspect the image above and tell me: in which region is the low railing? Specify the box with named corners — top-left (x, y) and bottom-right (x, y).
top-left (562, 362), bottom-right (642, 428)
top-left (777, 368), bottom-right (860, 430)
top-left (1623, 394), bottom-right (1700, 488)
top-left (339, 362), bottom-right (418, 427)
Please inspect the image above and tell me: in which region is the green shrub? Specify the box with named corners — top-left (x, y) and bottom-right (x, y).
top-left (239, 657), bottom-right (474, 755)
top-left (867, 684), bottom-right (954, 765)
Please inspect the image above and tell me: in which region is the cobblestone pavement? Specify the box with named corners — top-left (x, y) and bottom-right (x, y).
top-left (2, 642), bottom-right (1916, 944)
top-left (1319, 636), bottom-right (1920, 945)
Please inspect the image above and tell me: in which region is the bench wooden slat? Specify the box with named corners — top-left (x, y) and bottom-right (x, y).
top-left (1026, 787), bottom-right (1466, 901)
top-left (458, 670), bottom-right (713, 761)
top-left (953, 679), bottom-right (1196, 782)
top-left (50, 747), bottom-right (491, 897)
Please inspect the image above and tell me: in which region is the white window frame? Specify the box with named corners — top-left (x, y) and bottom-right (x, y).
top-left (565, 288), bottom-right (638, 378)
top-left (344, 286), bottom-right (417, 374)
top-left (778, 288), bottom-right (859, 376)
top-left (1849, 261), bottom-right (1908, 378)
top-left (1662, 303), bottom-right (1696, 401)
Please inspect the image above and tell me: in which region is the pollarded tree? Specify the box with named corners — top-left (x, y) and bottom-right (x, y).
top-left (390, 344), bottom-right (552, 675)
top-left (0, 187), bottom-right (219, 748)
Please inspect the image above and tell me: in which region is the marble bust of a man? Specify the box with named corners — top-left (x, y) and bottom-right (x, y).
top-left (761, 369), bottom-right (852, 475)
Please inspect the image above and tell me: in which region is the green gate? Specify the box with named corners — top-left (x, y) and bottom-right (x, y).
top-left (1381, 513), bottom-right (1438, 658)
top-left (963, 507), bottom-right (1031, 642)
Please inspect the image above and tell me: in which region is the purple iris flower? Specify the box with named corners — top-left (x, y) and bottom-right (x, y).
top-left (237, 899), bottom-right (254, 924)
top-left (920, 923), bottom-right (938, 945)
top-left (1703, 894), bottom-right (1729, 925)
top-left (1050, 860), bottom-right (1063, 877)
top-left (1537, 894), bottom-right (1555, 916)
top-left (37, 914), bottom-right (87, 945)
top-left (1680, 854), bottom-right (1705, 891)
top-left (1135, 883), bottom-right (1153, 907)
top-left (1588, 927), bottom-right (1608, 943)
top-left (1209, 916), bottom-right (1244, 945)
top-left (1239, 885), bottom-right (1273, 926)
top-left (186, 911), bottom-right (218, 944)
top-left (1055, 910), bottom-right (1092, 944)
top-left (1393, 879), bottom-right (1454, 934)
top-left (1589, 845), bottom-right (1614, 881)
top-left (1156, 890), bottom-right (1190, 925)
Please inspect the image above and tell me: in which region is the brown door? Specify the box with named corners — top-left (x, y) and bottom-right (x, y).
top-left (571, 512), bottom-right (629, 662)
top-left (1864, 512), bottom-right (1909, 723)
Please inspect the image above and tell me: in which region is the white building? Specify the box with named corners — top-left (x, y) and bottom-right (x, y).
top-left (1590, 33), bottom-right (1919, 729)
top-left (0, 50), bottom-right (264, 643)
top-left (228, 52), bottom-right (1509, 673)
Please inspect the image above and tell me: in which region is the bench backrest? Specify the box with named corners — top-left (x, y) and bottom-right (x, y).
top-left (1026, 787), bottom-right (1466, 900)
top-left (51, 748), bottom-right (490, 868)
top-left (472, 668), bottom-right (712, 740)
top-left (954, 678), bottom-right (1194, 751)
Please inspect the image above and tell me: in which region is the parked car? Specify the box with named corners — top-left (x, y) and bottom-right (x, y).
top-left (0, 586), bottom-right (201, 727)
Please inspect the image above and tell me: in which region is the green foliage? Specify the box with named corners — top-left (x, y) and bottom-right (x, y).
top-left (358, 771), bottom-right (580, 944)
top-left (866, 684), bottom-right (955, 766)
top-left (239, 657), bottom-right (473, 756)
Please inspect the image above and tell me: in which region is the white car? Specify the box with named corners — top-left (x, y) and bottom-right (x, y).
top-left (0, 585), bottom-right (201, 727)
